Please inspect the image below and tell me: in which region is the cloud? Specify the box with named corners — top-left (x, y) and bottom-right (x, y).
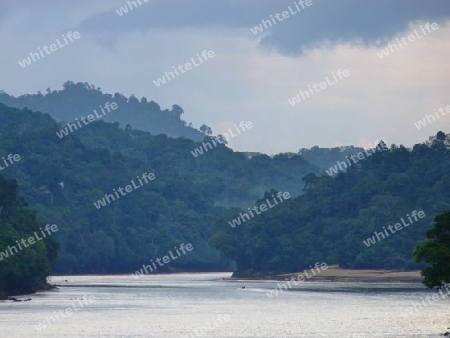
top-left (4, 0), bottom-right (449, 57)
top-left (258, 0), bottom-right (450, 55)
top-left (78, 0), bottom-right (450, 55)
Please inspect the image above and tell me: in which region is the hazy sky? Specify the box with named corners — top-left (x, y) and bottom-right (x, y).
top-left (1, 0), bottom-right (449, 154)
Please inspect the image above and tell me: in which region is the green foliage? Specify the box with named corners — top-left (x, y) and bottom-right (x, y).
top-left (3, 89), bottom-right (446, 277)
top-left (414, 211), bottom-right (450, 289)
top-left (0, 103), bottom-right (318, 273)
top-left (0, 175), bottom-right (58, 296)
top-left (211, 133), bottom-right (450, 273)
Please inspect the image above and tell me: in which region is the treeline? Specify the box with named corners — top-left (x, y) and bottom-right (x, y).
top-left (211, 132), bottom-right (450, 274)
top-left (0, 175), bottom-right (58, 297)
top-left (0, 103), bottom-right (318, 274)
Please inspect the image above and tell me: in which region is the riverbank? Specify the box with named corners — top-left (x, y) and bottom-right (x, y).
top-left (0, 281), bottom-right (56, 300)
top-left (232, 265), bottom-right (423, 283)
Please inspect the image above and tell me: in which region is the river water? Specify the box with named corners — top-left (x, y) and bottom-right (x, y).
top-left (0, 273), bottom-right (448, 337)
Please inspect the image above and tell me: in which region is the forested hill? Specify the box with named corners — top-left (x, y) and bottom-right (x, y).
top-left (211, 132), bottom-right (450, 274)
top-left (0, 81), bottom-right (204, 141)
top-left (0, 103), bottom-right (318, 273)
top-left (4, 99), bottom-right (447, 277)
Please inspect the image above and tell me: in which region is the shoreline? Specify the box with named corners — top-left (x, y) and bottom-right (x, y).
top-left (0, 282), bottom-right (57, 300)
top-left (3, 266), bottom-right (423, 298)
top-left (231, 266), bottom-right (423, 283)
top-left (50, 269), bottom-right (229, 277)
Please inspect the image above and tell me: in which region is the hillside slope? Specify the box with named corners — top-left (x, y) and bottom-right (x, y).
top-left (211, 132), bottom-right (450, 274)
top-left (0, 103), bottom-right (318, 273)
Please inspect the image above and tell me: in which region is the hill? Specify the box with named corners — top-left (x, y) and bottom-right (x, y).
top-left (0, 81), bottom-right (204, 141)
top-left (211, 132), bottom-right (450, 274)
top-left (0, 103), bottom-right (318, 273)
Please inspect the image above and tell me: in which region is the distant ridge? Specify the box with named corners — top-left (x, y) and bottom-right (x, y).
top-left (0, 81), bottom-right (205, 141)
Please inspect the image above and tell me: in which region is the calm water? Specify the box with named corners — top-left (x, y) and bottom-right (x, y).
top-left (0, 273), bottom-right (449, 337)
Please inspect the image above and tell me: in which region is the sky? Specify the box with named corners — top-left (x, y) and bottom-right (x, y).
top-left (0, 0), bottom-right (449, 154)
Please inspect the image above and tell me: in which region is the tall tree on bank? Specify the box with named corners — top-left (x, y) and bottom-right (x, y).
top-left (414, 210), bottom-right (450, 289)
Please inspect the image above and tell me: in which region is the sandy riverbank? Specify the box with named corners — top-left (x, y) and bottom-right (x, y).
top-left (276, 265), bottom-right (422, 283)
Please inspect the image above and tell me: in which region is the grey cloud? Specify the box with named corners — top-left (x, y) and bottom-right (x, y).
top-left (79, 0), bottom-right (450, 54)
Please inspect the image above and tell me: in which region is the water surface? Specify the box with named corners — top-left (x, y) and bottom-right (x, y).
top-left (0, 273), bottom-right (448, 337)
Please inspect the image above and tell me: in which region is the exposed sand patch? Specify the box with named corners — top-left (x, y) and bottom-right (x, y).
top-left (276, 265), bottom-right (422, 283)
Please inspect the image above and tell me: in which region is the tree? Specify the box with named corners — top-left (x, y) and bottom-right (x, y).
top-left (414, 211), bottom-right (450, 289)
top-left (199, 124), bottom-right (213, 136)
top-left (171, 104), bottom-right (184, 119)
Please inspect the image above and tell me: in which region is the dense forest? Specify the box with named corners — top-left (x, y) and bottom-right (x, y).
top-left (0, 174), bottom-right (57, 297)
top-left (211, 132), bottom-right (450, 274)
top-left (0, 102), bottom-right (317, 274)
top-left (1, 86), bottom-right (448, 284)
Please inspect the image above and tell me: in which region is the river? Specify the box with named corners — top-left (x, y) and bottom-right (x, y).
top-left (0, 273), bottom-right (448, 337)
